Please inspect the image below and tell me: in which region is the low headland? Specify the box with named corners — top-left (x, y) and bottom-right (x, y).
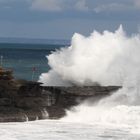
top-left (0, 67), bottom-right (121, 122)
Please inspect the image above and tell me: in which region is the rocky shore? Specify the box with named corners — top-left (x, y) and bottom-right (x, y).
top-left (0, 67), bottom-right (121, 122)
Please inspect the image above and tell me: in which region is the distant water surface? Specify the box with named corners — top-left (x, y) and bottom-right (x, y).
top-left (0, 43), bottom-right (66, 81)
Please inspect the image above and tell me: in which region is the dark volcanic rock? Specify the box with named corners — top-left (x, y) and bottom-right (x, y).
top-left (0, 98), bottom-right (12, 106)
top-left (16, 97), bottom-right (50, 109)
top-left (0, 67), bottom-right (122, 122)
top-left (0, 107), bottom-right (27, 122)
top-left (18, 81), bottom-right (43, 97)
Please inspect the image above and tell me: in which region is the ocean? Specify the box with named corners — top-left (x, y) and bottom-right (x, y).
top-left (1, 27), bottom-right (140, 140)
top-left (0, 120), bottom-right (140, 140)
top-left (0, 43), bottom-right (65, 81)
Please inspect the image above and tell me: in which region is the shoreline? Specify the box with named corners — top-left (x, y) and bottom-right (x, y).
top-left (0, 67), bottom-right (121, 122)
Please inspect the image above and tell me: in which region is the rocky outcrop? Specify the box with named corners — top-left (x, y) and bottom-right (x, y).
top-left (0, 67), bottom-right (121, 122)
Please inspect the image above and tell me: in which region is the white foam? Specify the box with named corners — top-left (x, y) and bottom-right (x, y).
top-left (40, 26), bottom-right (140, 127)
top-left (39, 26), bottom-right (140, 87)
top-left (62, 104), bottom-right (140, 127)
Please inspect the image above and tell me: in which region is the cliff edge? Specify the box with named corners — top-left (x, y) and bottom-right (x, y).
top-left (0, 67), bottom-right (121, 122)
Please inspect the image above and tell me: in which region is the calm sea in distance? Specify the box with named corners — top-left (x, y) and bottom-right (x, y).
top-left (0, 42), bottom-right (66, 81)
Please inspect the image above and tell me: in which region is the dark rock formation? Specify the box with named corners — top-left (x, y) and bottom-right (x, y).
top-left (0, 67), bottom-right (122, 122)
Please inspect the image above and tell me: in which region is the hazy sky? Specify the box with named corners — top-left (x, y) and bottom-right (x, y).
top-left (0, 0), bottom-right (139, 39)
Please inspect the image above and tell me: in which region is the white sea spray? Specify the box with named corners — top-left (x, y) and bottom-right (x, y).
top-left (40, 26), bottom-right (140, 128)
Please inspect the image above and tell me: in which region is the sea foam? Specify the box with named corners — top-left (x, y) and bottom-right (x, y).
top-left (40, 26), bottom-right (140, 126)
top-left (39, 25), bottom-right (140, 88)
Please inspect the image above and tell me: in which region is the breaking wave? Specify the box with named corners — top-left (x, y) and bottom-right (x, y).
top-left (39, 25), bottom-right (140, 87)
top-left (39, 26), bottom-right (140, 126)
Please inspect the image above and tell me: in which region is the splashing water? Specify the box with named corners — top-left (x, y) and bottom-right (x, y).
top-left (39, 26), bottom-right (140, 127)
top-left (39, 25), bottom-right (140, 87)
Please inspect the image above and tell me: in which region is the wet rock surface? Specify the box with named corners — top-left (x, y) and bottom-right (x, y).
top-left (0, 67), bottom-right (121, 122)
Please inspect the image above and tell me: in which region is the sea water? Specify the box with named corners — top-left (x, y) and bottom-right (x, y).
top-left (1, 27), bottom-right (140, 139)
top-left (0, 43), bottom-right (64, 81)
top-left (0, 120), bottom-right (140, 140)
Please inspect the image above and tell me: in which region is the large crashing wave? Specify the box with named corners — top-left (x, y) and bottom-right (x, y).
top-left (39, 25), bottom-right (140, 87)
top-left (39, 26), bottom-right (140, 126)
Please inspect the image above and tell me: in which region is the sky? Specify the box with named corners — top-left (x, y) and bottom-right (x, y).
top-left (0, 0), bottom-right (139, 39)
